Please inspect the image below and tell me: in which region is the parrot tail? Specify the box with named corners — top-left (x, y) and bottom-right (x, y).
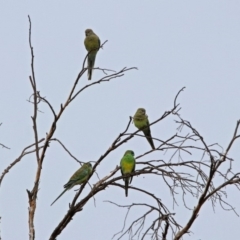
top-left (125, 177), bottom-right (129, 197)
top-left (143, 129), bottom-right (155, 150)
top-left (50, 188), bottom-right (68, 206)
top-left (87, 53), bottom-right (96, 80)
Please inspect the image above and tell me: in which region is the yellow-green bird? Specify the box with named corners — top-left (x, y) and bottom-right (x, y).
top-left (133, 108), bottom-right (155, 150)
top-left (51, 162), bottom-right (92, 206)
top-left (120, 150), bottom-right (135, 197)
top-left (84, 29), bottom-right (101, 80)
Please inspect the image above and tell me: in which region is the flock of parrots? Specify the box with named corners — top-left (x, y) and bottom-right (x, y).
top-left (51, 29), bottom-right (155, 206)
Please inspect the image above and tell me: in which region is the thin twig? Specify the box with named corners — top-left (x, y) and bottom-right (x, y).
top-left (0, 139), bottom-right (44, 186)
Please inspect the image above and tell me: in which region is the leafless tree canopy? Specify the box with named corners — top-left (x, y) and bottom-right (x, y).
top-left (0, 16), bottom-right (240, 240)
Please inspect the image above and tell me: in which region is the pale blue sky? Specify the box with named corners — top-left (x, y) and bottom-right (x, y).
top-left (0, 1), bottom-right (240, 239)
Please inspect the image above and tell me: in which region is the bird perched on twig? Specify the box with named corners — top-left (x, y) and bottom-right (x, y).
top-left (84, 29), bottom-right (101, 80)
top-left (51, 162), bottom-right (92, 206)
top-left (120, 150), bottom-right (136, 197)
top-left (133, 108), bottom-right (155, 149)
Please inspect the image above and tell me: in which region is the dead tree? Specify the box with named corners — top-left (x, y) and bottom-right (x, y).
top-left (0, 16), bottom-right (239, 240)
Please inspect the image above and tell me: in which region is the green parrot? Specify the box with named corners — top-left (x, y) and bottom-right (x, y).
top-left (51, 162), bottom-right (92, 206)
top-left (133, 108), bottom-right (155, 150)
top-left (84, 29), bottom-right (101, 80)
top-left (120, 150), bottom-right (135, 197)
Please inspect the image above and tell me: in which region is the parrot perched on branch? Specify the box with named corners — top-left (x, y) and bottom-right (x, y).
top-left (120, 150), bottom-right (135, 197)
top-left (133, 108), bottom-right (155, 150)
top-left (84, 29), bottom-right (101, 80)
top-left (51, 162), bottom-right (92, 206)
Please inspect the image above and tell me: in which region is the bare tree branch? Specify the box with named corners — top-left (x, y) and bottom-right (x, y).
top-left (0, 143), bottom-right (10, 150)
top-left (50, 138), bottom-right (82, 164)
top-left (0, 139), bottom-right (44, 186)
